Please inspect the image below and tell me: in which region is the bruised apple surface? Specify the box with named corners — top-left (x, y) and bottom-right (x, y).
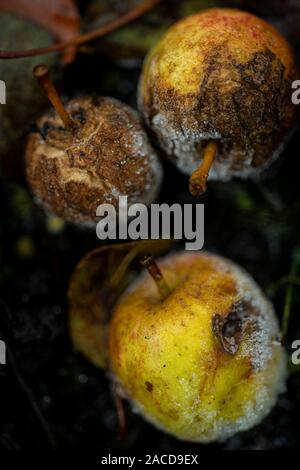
top-left (109, 251), bottom-right (285, 443)
top-left (139, 8), bottom-right (297, 183)
top-left (25, 96), bottom-right (162, 225)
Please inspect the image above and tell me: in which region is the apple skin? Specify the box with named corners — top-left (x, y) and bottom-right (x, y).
top-left (138, 8), bottom-right (297, 181)
top-left (109, 251), bottom-right (285, 443)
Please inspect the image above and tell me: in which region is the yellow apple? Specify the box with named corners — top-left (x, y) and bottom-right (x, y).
top-left (109, 251), bottom-right (285, 442)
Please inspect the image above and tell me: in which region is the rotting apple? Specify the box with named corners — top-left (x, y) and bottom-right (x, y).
top-left (25, 65), bottom-right (162, 226)
top-left (138, 8), bottom-right (297, 196)
top-left (109, 251), bottom-right (285, 442)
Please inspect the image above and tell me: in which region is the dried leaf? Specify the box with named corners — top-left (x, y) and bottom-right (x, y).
top-left (68, 240), bottom-right (176, 369)
top-left (0, 0), bottom-right (81, 63)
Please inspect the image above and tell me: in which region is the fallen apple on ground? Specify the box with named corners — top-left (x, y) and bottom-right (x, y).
top-left (26, 65), bottom-right (162, 226)
top-left (139, 8), bottom-right (297, 195)
top-left (109, 251), bottom-right (285, 442)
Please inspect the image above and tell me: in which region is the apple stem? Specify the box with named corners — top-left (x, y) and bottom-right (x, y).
top-left (189, 141), bottom-right (218, 196)
top-left (140, 255), bottom-right (170, 301)
top-left (33, 64), bottom-right (75, 129)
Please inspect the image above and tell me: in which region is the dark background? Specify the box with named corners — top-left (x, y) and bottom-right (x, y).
top-left (0, 0), bottom-right (300, 451)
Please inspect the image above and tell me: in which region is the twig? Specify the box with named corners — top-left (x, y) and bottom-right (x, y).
top-left (0, 0), bottom-right (164, 60)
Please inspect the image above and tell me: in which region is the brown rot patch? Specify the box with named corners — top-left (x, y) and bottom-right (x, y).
top-left (145, 381), bottom-right (154, 392)
top-left (212, 308), bottom-right (242, 355)
top-left (212, 297), bottom-right (262, 355)
top-left (26, 96), bottom-right (160, 224)
top-left (196, 48), bottom-right (291, 165)
top-left (142, 44), bottom-right (296, 172)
